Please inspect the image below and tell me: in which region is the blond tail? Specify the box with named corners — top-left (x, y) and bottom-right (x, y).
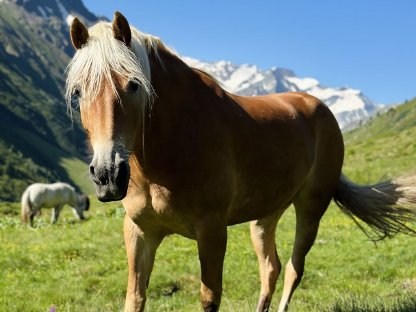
top-left (334, 174), bottom-right (416, 241)
top-left (21, 188), bottom-right (31, 225)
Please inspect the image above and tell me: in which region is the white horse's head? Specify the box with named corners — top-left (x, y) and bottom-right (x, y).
top-left (74, 194), bottom-right (90, 220)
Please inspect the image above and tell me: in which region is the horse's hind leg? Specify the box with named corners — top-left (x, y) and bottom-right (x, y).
top-left (29, 212), bottom-right (35, 227)
top-left (29, 205), bottom-right (40, 227)
top-left (277, 190), bottom-right (331, 312)
top-left (250, 210), bottom-right (285, 312)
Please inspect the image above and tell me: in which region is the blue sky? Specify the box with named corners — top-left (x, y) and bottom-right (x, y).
top-left (83, 0), bottom-right (415, 104)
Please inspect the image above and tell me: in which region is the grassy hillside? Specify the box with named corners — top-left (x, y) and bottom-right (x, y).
top-left (0, 120), bottom-right (93, 201)
top-left (343, 98), bottom-right (416, 183)
top-left (0, 99), bottom-right (416, 311)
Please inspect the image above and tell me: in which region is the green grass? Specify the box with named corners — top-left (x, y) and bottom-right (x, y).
top-left (1, 198), bottom-right (415, 311)
top-left (328, 296), bottom-right (416, 312)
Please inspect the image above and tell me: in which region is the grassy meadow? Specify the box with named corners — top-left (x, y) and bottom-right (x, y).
top-left (1, 99), bottom-right (416, 311)
top-left (1, 200), bottom-right (415, 312)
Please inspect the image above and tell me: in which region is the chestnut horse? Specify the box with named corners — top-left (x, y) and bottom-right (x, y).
top-left (66, 12), bottom-right (416, 312)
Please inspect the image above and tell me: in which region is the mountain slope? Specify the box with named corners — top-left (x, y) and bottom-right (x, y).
top-left (183, 57), bottom-right (380, 130)
top-left (343, 98), bottom-right (416, 183)
top-left (0, 0), bottom-right (99, 201)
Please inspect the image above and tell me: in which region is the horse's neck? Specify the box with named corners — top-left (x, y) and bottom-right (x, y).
top-left (149, 48), bottom-right (199, 106)
top-left (150, 49), bottom-right (228, 101)
top-left (130, 49), bottom-right (231, 188)
top-left (68, 191), bottom-right (78, 206)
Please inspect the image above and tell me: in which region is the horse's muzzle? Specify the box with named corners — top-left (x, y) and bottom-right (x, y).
top-left (89, 160), bottom-right (130, 202)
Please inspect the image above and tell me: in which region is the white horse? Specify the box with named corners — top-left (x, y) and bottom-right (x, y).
top-left (21, 182), bottom-right (90, 227)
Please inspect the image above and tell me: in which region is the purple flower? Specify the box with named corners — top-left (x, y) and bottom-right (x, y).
top-left (50, 305), bottom-right (56, 312)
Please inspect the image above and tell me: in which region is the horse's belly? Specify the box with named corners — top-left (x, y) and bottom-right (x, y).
top-left (226, 156), bottom-right (311, 224)
top-left (226, 185), bottom-right (296, 225)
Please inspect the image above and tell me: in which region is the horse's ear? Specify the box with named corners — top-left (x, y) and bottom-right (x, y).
top-left (112, 11), bottom-right (131, 46)
top-left (70, 17), bottom-right (89, 49)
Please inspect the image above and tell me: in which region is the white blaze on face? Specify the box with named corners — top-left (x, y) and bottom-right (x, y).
top-left (91, 139), bottom-right (128, 172)
top-left (91, 140), bottom-right (116, 170)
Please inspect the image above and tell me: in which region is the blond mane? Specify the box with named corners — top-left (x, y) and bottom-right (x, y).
top-left (65, 22), bottom-right (164, 108)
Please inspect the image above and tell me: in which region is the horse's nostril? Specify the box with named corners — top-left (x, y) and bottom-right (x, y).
top-left (89, 165), bottom-right (109, 186)
top-left (90, 162), bottom-right (127, 188)
top-left (99, 175), bottom-right (109, 186)
top-left (89, 165), bottom-right (95, 176)
top-left (116, 161), bottom-right (129, 185)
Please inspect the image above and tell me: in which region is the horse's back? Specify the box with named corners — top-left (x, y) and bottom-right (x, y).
top-left (231, 91), bottom-right (343, 168)
top-left (26, 182), bottom-right (75, 208)
top-left (234, 91), bottom-right (337, 128)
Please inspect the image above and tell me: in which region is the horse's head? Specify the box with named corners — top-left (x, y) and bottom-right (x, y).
top-left (74, 194), bottom-right (90, 220)
top-left (66, 12), bottom-right (154, 202)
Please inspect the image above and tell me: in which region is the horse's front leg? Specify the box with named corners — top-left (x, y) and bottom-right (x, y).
top-left (124, 215), bottom-right (163, 312)
top-left (51, 205), bottom-right (63, 224)
top-left (196, 219), bottom-right (227, 312)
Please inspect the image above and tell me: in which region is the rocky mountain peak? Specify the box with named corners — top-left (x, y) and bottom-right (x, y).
top-left (9, 0), bottom-right (98, 25)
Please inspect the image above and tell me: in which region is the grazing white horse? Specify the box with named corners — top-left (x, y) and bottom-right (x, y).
top-left (21, 182), bottom-right (90, 227)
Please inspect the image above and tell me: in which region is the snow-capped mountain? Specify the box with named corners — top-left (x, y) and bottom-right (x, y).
top-left (184, 57), bottom-right (380, 130)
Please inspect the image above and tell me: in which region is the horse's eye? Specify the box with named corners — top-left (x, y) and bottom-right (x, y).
top-left (127, 81), bottom-right (139, 92)
top-left (73, 88), bottom-right (81, 98)
top-left (71, 88), bottom-right (81, 105)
